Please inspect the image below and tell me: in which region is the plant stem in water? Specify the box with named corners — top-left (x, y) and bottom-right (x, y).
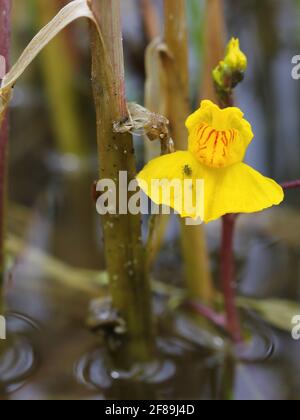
top-left (188, 300), bottom-right (226, 329)
top-left (89, 0), bottom-right (154, 367)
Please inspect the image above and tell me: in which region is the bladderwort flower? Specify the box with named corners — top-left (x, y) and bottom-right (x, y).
top-left (137, 100), bottom-right (284, 223)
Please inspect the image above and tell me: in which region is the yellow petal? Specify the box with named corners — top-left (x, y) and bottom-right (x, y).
top-left (202, 162), bottom-right (284, 223)
top-left (137, 152), bottom-right (284, 224)
top-left (137, 152), bottom-right (204, 220)
top-left (186, 100), bottom-right (254, 168)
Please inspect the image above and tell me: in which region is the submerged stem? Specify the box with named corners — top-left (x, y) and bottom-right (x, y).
top-left (0, 0), bottom-right (11, 311)
top-left (89, 0), bottom-right (154, 366)
top-left (221, 215), bottom-right (243, 343)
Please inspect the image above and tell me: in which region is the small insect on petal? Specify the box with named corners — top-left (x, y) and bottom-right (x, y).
top-left (183, 164), bottom-right (193, 177)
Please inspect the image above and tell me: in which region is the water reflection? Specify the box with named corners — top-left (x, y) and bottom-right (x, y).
top-left (0, 313), bottom-right (38, 395)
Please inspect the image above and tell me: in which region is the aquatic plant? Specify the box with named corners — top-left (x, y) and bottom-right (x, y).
top-left (0, 1), bottom-right (300, 393)
top-left (89, 0), bottom-right (153, 366)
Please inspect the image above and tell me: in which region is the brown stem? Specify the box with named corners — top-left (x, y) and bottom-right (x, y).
top-left (140, 0), bottom-right (160, 42)
top-left (89, 0), bottom-right (154, 366)
top-left (221, 214), bottom-right (243, 343)
top-left (201, 0), bottom-right (226, 102)
top-left (0, 0), bottom-right (11, 307)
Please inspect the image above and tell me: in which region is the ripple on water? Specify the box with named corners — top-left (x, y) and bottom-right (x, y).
top-left (235, 316), bottom-right (276, 364)
top-left (0, 312), bottom-right (39, 393)
top-left (75, 340), bottom-right (180, 393)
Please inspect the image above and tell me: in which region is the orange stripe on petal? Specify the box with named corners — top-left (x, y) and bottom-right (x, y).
top-left (204, 129), bottom-right (216, 144)
top-left (200, 125), bottom-right (209, 139)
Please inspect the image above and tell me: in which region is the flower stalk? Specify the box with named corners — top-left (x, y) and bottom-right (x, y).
top-left (0, 0), bottom-right (11, 312)
top-left (89, 0), bottom-right (154, 367)
top-left (281, 180), bottom-right (300, 190)
top-left (213, 39), bottom-right (248, 343)
top-left (221, 214), bottom-right (243, 343)
top-left (218, 117), bottom-right (243, 343)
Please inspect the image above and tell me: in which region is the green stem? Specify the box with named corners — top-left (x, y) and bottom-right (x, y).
top-left (89, 0), bottom-right (154, 367)
top-left (163, 0), bottom-right (214, 304)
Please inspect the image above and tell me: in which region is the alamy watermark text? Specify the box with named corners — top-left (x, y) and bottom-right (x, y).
top-left (95, 171), bottom-right (205, 225)
top-left (0, 55), bottom-right (6, 79)
top-left (0, 316), bottom-right (6, 340)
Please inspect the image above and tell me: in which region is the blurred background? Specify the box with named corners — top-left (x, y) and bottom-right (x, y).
top-left (2, 0), bottom-right (300, 400)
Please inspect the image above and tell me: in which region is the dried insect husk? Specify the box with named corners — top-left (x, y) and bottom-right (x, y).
top-left (113, 102), bottom-right (174, 155)
top-left (113, 102), bottom-right (168, 137)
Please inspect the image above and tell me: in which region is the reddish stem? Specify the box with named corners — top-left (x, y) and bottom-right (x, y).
top-left (281, 180), bottom-right (300, 190)
top-left (140, 0), bottom-right (160, 42)
top-left (221, 214), bottom-right (243, 343)
top-left (188, 300), bottom-right (226, 329)
top-left (0, 0), bottom-right (11, 284)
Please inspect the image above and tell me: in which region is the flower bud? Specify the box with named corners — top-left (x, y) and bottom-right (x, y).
top-left (224, 38), bottom-right (247, 73)
top-left (212, 38), bottom-right (247, 94)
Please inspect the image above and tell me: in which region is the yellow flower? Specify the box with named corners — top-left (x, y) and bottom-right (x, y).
top-left (137, 100), bottom-right (284, 223)
top-left (224, 38), bottom-right (247, 73)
